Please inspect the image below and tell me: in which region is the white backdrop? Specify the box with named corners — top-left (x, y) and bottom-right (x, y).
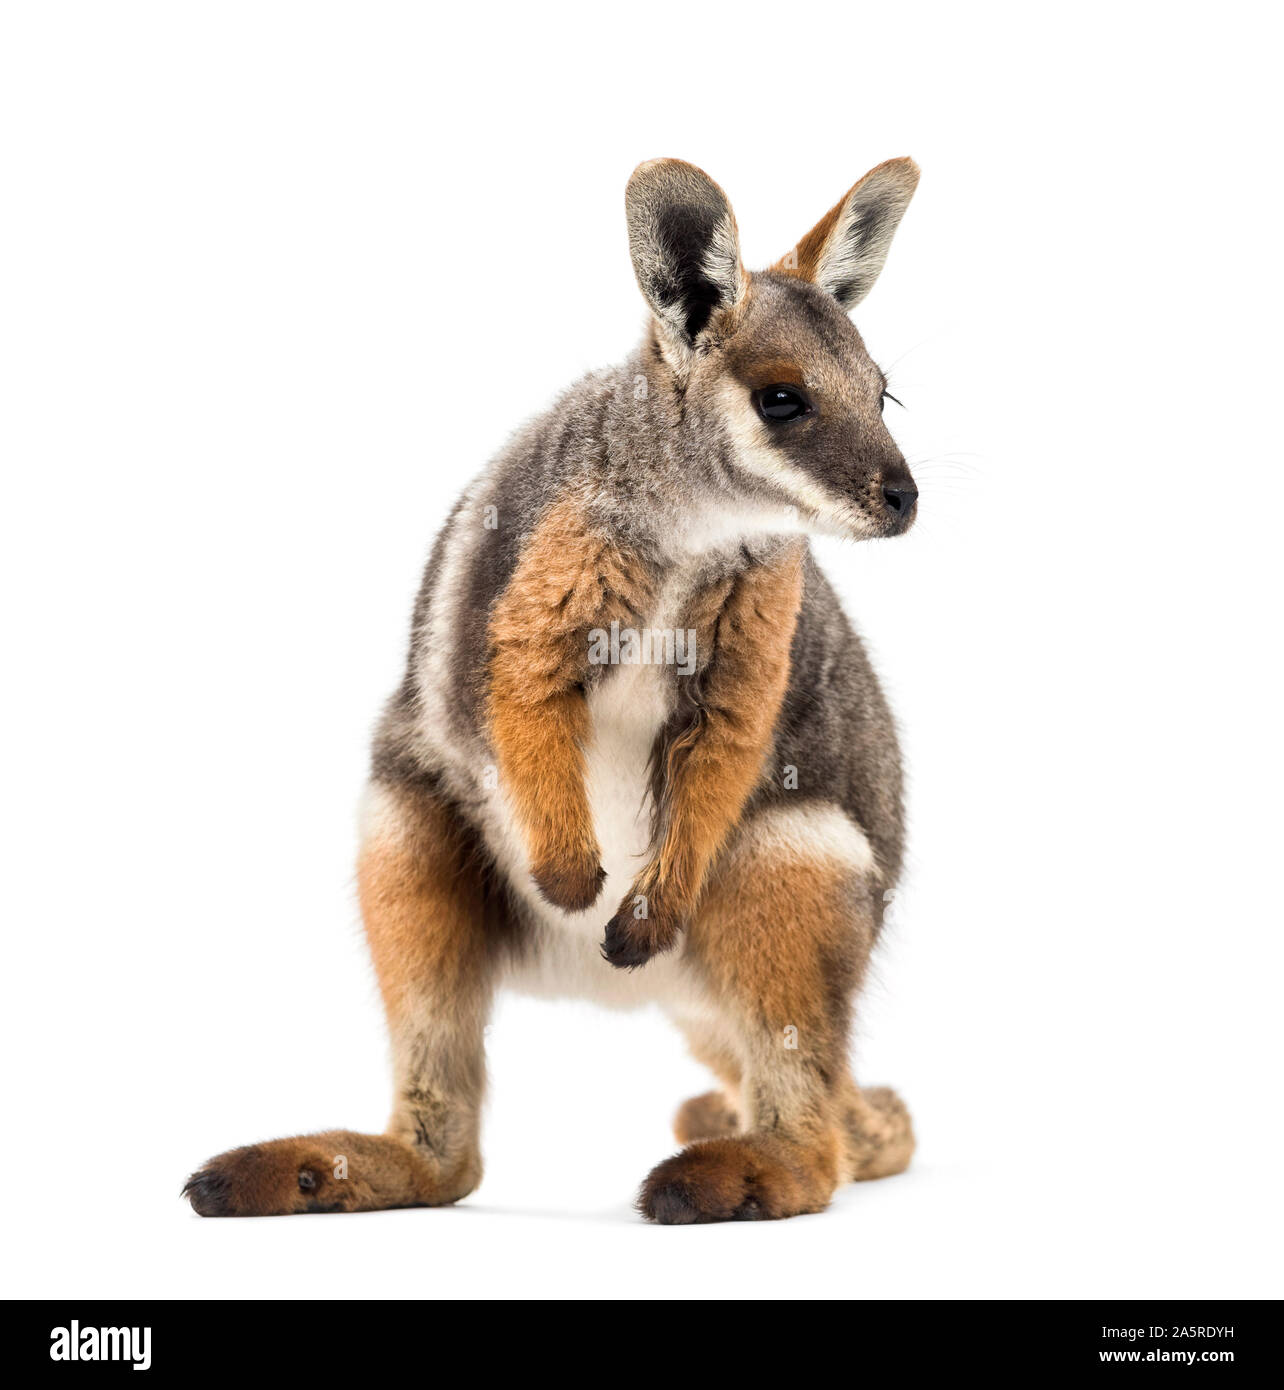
top-left (2, 1), bottom-right (1280, 1299)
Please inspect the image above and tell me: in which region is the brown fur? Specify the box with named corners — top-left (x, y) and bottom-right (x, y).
top-left (673, 1090), bottom-right (740, 1144)
top-left (838, 1082), bottom-right (916, 1182)
top-left (184, 777), bottom-right (500, 1216)
top-left (186, 156), bottom-right (921, 1226)
top-left (735, 354), bottom-right (808, 389)
top-left (639, 1132), bottom-right (839, 1224)
top-left (358, 779), bottom-right (496, 1190)
top-left (678, 1014), bottom-right (743, 1090)
top-left (775, 195), bottom-right (846, 283)
top-left (182, 1131), bottom-right (440, 1217)
top-left (636, 809), bottom-right (910, 1222)
top-left (360, 784), bottom-right (490, 1027)
top-left (773, 158), bottom-right (918, 295)
top-left (603, 542), bottom-right (805, 967)
top-left (486, 492), bottom-right (654, 912)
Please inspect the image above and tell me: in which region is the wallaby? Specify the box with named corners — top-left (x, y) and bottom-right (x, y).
top-left (185, 156), bottom-right (922, 1223)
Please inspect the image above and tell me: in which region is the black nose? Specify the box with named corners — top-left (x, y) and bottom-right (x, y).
top-left (882, 485), bottom-right (919, 518)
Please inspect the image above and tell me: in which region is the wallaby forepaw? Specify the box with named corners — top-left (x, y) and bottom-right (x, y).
top-left (601, 902), bottom-right (680, 969)
top-left (531, 853), bottom-right (606, 913)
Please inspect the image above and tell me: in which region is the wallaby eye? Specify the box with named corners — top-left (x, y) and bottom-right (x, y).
top-left (754, 385), bottom-right (813, 423)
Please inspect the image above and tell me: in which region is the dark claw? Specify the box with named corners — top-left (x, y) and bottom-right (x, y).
top-left (600, 911), bottom-right (656, 970)
top-left (182, 1168), bottom-right (232, 1217)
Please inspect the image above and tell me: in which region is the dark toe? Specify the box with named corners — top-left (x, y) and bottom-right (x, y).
top-left (601, 912), bottom-right (655, 970)
top-left (182, 1167), bottom-right (233, 1217)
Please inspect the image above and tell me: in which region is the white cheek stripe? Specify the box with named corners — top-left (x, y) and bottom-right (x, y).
top-left (715, 382), bottom-right (879, 540)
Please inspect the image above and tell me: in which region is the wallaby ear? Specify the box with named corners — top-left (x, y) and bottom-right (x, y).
top-left (775, 157), bottom-right (920, 309)
top-left (625, 159), bottom-right (747, 353)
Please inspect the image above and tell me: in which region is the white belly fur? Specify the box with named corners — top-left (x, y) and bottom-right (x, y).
top-left (581, 657), bottom-right (671, 925)
top-left (484, 650), bottom-right (691, 1009)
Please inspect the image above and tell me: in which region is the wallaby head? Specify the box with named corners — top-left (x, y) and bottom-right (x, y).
top-left (625, 157), bottom-right (920, 541)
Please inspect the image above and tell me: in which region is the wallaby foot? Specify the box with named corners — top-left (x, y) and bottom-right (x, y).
top-left (840, 1083), bottom-right (916, 1181)
top-left (183, 1129), bottom-right (479, 1217)
top-left (673, 1090), bottom-right (740, 1144)
top-left (638, 1132), bottom-right (839, 1224)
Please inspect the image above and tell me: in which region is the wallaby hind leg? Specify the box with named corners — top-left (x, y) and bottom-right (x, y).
top-left (641, 804), bottom-right (912, 1223)
top-left (184, 775), bottom-right (503, 1216)
top-left (672, 1017), bottom-right (742, 1143)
